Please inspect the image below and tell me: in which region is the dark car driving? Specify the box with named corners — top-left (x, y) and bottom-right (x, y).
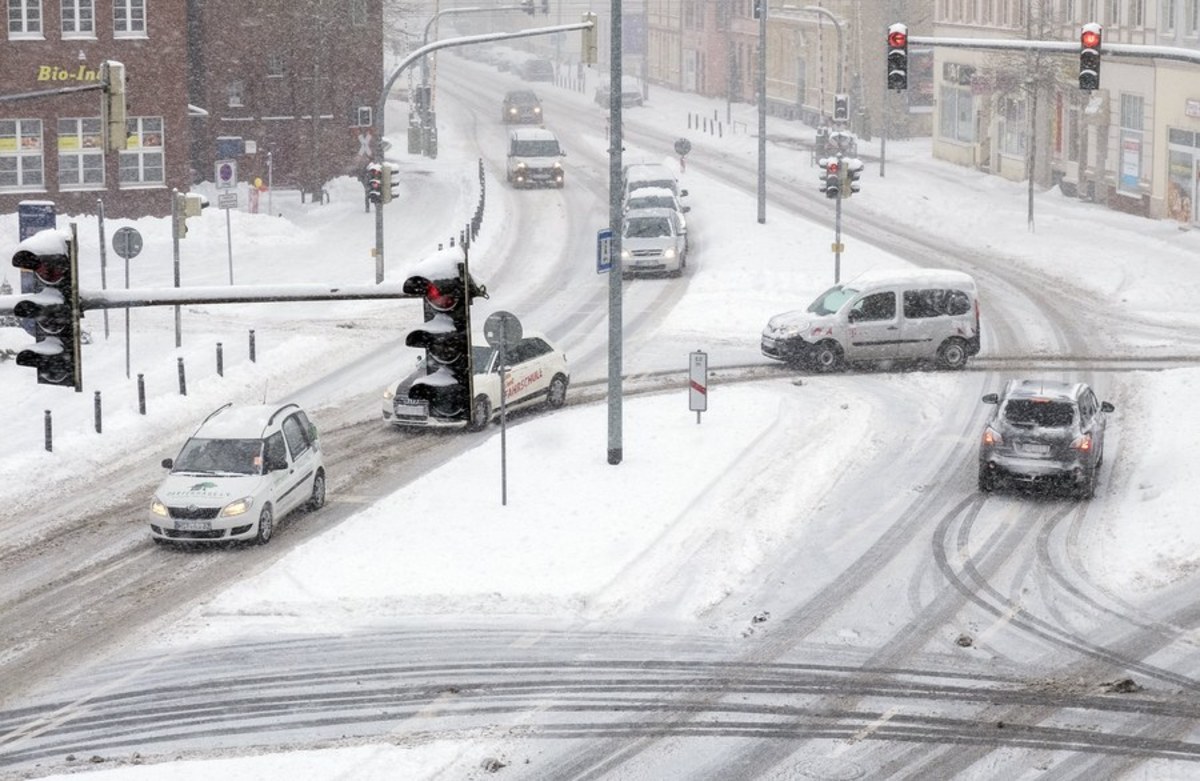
top-left (978, 379), bottom-right (1115, 499)
top-left (501, 90), bottom-right (543, 124)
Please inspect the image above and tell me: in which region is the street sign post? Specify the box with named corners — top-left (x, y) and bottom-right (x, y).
top-left (689, 350), bottom-right (708, 423)
top-left (112, 226), bottom-right (142, 379)
top-left (484, 310), bottom-right (523, 507)
top-left (215, 159), bottom-right (237, 190)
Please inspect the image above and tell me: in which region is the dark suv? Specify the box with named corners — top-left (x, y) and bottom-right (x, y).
top-left (501, 90), bottom-right (543, 124)
top-left (978, 379), bottom-right (1115, 498)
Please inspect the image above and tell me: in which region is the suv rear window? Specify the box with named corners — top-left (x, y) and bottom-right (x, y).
top-left (1004, 400), bottom-right (1074, 428)
top-left (513, 139), bottom-right (560, 156)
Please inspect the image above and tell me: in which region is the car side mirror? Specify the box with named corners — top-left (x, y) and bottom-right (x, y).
top-left (162, 458), bottom-right (174, 469)
top-left (981, 393), bottom-right (999, 404)
top-left (1101, 401), bottom-right (1115, 413)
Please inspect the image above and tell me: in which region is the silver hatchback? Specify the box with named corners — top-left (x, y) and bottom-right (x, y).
top-left (978, 379), bottom-right (1115, 499)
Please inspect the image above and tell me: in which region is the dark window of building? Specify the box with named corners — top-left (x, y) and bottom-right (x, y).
top-left (113, 0), bottom-right (145, 36)
top-left (62, 0), bottom-right (94, 36)
top-left (9, 0), bottom-right (43, 36)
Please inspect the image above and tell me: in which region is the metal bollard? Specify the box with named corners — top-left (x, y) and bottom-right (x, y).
top-left (94, 390), bottom-right (102, 434)
top-left (217, 342), bottom-right (224, 377)
top-left (44, 409), bottom-right (52, 452)
top-left (177, 357), bottom-right (187, 396)
top-left (249, 329), bottom-right (256, 363)
top-left (138, 373), bottom-right (146, 415)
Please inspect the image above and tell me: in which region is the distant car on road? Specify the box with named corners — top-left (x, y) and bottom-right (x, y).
top-left (978, 379), bottom-right (1115, 499)
top-left (502, 89), bottom-right (543, 124)
top-left (595, 76), bottom-right (644, 107)
top-left (149, 402), bottom-right (326, 545)
top-left (620, 207), bottom-right (688, 278)
top-left (383, 332), bottom-right (570, 431)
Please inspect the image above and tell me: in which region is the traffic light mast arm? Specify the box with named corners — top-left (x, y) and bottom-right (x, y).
top-left (903, 34), bottom-right (1200, 65)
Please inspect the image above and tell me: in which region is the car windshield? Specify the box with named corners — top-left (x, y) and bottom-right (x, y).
top-left (629, 195), bottom-right (674, 210)
top-left (513, 140), bottom-right (559, 156)
top-left (1003, 400), bottom-right (1075, 428)
top-left (625, 216), bottom-right (672, 238)
top-left (173, 437), bottom-right (263, 475)
top-left (807, 285), bottom-right (860, 316)
top-left (473, 344), bottom-right (498, 374)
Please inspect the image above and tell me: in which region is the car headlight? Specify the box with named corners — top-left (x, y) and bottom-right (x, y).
top-left (151, 498), bottom-right (168, 517)
top-left (620, 248), bottom-right (631, 260)
top-left (534, 107), bottom-right (541, 114)
top-left (663, 247), bottom-right (676, 259)
top-left (221, 497), bottom-right (254, 517)
top-left (516, 162), bottom-right (527, 170)
top-left (553, 162), bottom-right (563, 171)
top-left (383, 387), bottom-right (394, 400)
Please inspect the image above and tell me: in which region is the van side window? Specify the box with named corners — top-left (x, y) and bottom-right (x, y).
top-left (852, 292), bottom-right (896, 322)
top-left (282, 415), bottom-right (311, 458)
top-left (944, 290), bottom-right (971, 316)
top-left (904, 289), bottom-right (942, 319)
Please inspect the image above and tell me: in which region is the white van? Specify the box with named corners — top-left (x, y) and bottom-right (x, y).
top-left (761, 268), bottom-right (981, 371)
top-left (506, 127), bottom-right (565, 188)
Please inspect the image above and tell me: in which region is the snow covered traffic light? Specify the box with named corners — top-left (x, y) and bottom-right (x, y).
top-left (818, 157), bottom-right (841, 199)
top-left (101, 60), bottom-right (127, 151)
top-left (844, 157), bottom-right (863, 198)
top-left (11, 226), bottom-right (83, 390)
top-left (366, 163), bottom-right (383, 205)
top-left (403, 252), bottom-right (488, 428)
top-left (833, 94), bottom-right (849, 123)
top-left (887, 24), bottom-right (909, 91)
top-left (1080, 23), bottom-right (1102, 91)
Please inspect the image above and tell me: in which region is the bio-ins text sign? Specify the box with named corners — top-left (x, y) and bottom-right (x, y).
top-left (36, 65), bottom-right (100, 82)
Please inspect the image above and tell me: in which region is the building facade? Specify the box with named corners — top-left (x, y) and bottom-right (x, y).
top-left (2, 0), bottom-right (383, 219)
top-left (1, 0), bottom-right (192, 218)
top-left (931, 0), bottom-right (1200, 224)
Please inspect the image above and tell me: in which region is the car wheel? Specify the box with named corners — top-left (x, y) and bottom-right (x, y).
top-left (809, 340), bottom-right (844, 373)
top-left (307, 469), bottom-right (326, 511)
top-left (255, 505), bottom-right (274, 545)
top-left (936, 338), bottom-right (969, 370)
top-left (547, 374), bottom-right (569, 408)
top-left (1075, 466), bottom-right (1097, 500)
top-left (468, 396), bottom-right (491, 432)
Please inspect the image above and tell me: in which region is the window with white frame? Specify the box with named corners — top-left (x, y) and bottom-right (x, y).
top-left (1189, 0), bottom-right (1200, 33)
top-left (113, 0), bottom-right (145, 36)
top-left (8, 0), bottom-right (42, 36)
top-left (1108, 0), bottom-right (1120, 24)
top-left (1120, 93), bottom-right (1144, 130)
top-left (267, 53), bottom-right (285, 78)
top-left (61, 0), bottom-right (94, 36)
top-left (57, 117), bottom-right (104, 187)
top-left (1164, 0), bottom-right (1177, 31)
top-left (0, 119), bottom-right (45, 189)
top-left (1081, 0), bottom-right (1097, 22)
top-left (118, 116), bottom-right (163, 185)
top-left (939, 85), bottom-right (976, 143)
top-left (998, 95), bottom-right (1027, 156)
top-left (226, 80), bottom-right (245, 107)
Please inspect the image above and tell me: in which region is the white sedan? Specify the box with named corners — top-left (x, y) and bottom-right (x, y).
top-left (383, 332), bottom-right (570, 431)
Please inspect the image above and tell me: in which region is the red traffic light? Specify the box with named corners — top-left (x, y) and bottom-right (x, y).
top-left (888, 30), bottom-right (907, 49)
top-left (423, 281), bottom-right (458, 312)
top-left (1081, 29), bottom-right (1101, 49)
top-left (827, 161), bottom-right (839, 173)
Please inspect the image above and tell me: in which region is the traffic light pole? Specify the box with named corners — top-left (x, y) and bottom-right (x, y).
top-left (372, 22), bottom-right (594, 283)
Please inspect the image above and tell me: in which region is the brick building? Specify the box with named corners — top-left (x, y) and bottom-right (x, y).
top-left (2, 0), bottom-right (383, 219)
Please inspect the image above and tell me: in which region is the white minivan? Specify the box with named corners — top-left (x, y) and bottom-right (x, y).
top-left (761, 268), bottom-right (981, 371)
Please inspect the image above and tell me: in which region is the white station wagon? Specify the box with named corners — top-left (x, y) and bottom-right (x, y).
top-left (384, 332), bottom-right (570, 431)
top-left (149, 402), bottom-right (327, 545)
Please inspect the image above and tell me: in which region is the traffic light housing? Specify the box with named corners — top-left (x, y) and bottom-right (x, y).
top-left (1080, 23), bottom-right (1102, 91)
top-left (582, 12), bottom-right (598, 65)
top-left (844, 157), bottom-right (863, 198)
top-left (11, 227), bottom-right (83, 390)
top-left (173, 192), bottom-right (209, 239)
top-left (383, 162), bottom-right (400, 203)
top-left (818, 157), bottom-right (841, 199)
top-left (887, 23), bottom-right (909, 91)
top-left (753, 0), bottom-right (763, 20)
top-left (833, 94), bottom-right (849, 123)
top-left (101, 60), bottom-right (127, 151)
top-left (403, 255), bottom-right (488, 427)
top-left (367, 163), bottom-right (383, 205)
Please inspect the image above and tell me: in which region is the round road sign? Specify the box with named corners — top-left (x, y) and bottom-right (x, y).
top-left (112, 226), bottom-right (143, 260)
top-left (483, 311), bottom-right (522, 348)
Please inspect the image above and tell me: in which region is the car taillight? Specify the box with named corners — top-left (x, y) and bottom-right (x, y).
top-left (982, 427), bottom-right (1002, 447)
top-left (1072, 434), bottom-right (1093, 452)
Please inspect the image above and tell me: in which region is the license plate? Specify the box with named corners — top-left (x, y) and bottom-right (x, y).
top-left (177, 520), bottom-right (211, 532)
top-left (395, 398), bottom-right (429, 417)
top-left (1020, 443), bottom-right (1051, 455)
